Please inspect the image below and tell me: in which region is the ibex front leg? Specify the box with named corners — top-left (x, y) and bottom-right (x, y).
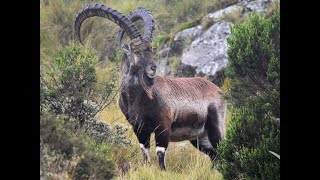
top-left (134, 128), bottom-right (152, 164)
top-left (154, 121), bottom-right (171, 170)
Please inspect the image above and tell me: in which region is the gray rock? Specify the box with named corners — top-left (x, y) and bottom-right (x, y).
top-left (156, 0), bottom-right (279, 78)
top-left (156, 58), bottom-right (171, 76)
top-left (205, 4), bottom-right (244, 22)
top-left (158, 47), bottom-right (174, 58)
top-left (173, 26), bottom-right (203, 41)
top-left (205, 0), bottom-right (277, 23)
top-left (168, 26), bottom-right (204, 57)
top-left (181, 21), bottom-right (233, 76)
top-left (244, 0), bottom-right (274, 13)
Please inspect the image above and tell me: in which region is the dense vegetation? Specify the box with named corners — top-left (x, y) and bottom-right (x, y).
top-left (40, 0), bottom-right (279, 179)
top-left (40, 43), bottom-right (132, 179)
top-left (216, 10), bottom-right (280, 180)
top-left (40, 112), bottom-right (115, 179)
top-left (41, 44), bottom-right (118, 128)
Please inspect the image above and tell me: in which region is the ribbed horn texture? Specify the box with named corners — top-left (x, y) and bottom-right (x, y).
top-left (117, 7), bottom-right (155, 48)
top-left (74, 4), bottom-right (141, 44)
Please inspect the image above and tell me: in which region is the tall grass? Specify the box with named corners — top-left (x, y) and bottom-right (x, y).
top-left (97, 102), bottom-right (227, 179)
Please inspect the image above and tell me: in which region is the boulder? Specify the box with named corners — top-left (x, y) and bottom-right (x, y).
top-left (173, 25), bottom-right (203, 42)
top-left (204, 4), bottom-right (244, 22)
top-left (181, 21), bottom-right (233, 76)
top-left (156, 0), bottom-right (278, 79)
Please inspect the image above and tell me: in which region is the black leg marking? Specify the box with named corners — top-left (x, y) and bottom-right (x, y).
top-left (155, 126), bottom-right (170, 170)
top-left (156, 148), bottom-right (166, 170)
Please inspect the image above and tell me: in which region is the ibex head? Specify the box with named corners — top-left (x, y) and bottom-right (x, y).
top-left (117, 7), bottom-right (157, 79)
top-left (74, 5), bottom-right (157, 97)
top-left (74, 4), bottom-right (157, 83)
top-left (121, 38), bottom-right (157, 79)
top-left (120, 37), bottom-right (157, 99)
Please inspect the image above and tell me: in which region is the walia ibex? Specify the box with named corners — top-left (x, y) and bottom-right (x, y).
top-left (75, 4), bottom-right (227, 170)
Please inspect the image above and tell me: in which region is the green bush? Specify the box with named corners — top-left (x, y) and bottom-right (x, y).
top-left (217, 107), bottom-right (280, 179)
top-left (217, 10), bottom-right (280, 180)
top-left (41, 43), bottom-right (118, 128)
top-left (40, 43), bottom-right (130, 178)
top-left (74, 152), bottom-right (115, 180)
top-left (40, 111), bottom-right (115, 179)
top-left (40, 113), bottom-right (84, 159)
top-left (226, 10), bottom-right (280, 115)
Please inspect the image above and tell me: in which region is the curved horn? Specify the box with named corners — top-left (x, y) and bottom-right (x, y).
top-left (74, 4), bottom-right (141, 44)
top-left (117, 7), bottom-right (155, 48)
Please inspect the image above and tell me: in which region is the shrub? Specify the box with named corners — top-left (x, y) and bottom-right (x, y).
top-left (41, 43), bottom-right (118, 128)
top-left (40, 111), bottom-right (115, 179)
top-left (40, 43), bottom-right (130, 179)
top-left (217, 107), bottom-right (280, 179)
top-left (40, 113), bottom-right (84, 159)
top-left (217, 10), bottom-right (280, 180)
top-left (74, 152), bottom-right (115, 180)
top-left (226, 10), bottom-right (280, 115)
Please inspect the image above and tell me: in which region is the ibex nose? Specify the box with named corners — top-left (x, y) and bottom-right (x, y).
top-left (150, 64), bottom-right (157, 71)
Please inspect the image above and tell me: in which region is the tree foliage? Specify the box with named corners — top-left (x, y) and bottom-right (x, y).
top-left (226, 10), bottom-right (280, 117)
top-left (217, 10), bottom-right (280, 180)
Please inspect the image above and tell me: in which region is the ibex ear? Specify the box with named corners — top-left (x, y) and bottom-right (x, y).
top-left (121, 44), bottom-right (131, 56)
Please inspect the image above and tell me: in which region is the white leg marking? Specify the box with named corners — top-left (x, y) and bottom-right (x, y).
top-left (156, 146), bottom-right (166, 166)
top-left (156, 146), bottom-right (166, 153)
top-left (140, 143), bottom-right (151, 163)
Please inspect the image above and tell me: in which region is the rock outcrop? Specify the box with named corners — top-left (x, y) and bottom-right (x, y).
top-left (156, 0), bottom-right (279, 86)
top-left (181, 21), bottom-right (232, 77)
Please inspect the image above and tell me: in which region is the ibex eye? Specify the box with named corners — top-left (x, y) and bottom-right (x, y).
top-left (135, 51), bottom-right (141, 55)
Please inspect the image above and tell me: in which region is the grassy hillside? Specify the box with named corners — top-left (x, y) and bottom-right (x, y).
top-left (40, 0), bottom-right (237, 178)
top-left (41, 0), bottom-right (279, 179)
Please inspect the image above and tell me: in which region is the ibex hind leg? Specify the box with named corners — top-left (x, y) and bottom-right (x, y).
top-left (205, 104), bottom-right (225, 164)
top-left (189, 135), bottom-right (216, 161)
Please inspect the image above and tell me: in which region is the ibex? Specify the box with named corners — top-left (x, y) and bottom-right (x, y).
top-left (75, 4), bottom-right (227, 170)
